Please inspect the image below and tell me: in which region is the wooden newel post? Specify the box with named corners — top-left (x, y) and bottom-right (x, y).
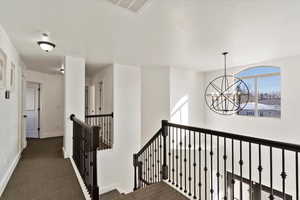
top-left (92, 126), bottom-right (100, 200)
top-left (133, 154), bottom-right (138, 190)
top-left (162, 120), bottom-right (169, 180)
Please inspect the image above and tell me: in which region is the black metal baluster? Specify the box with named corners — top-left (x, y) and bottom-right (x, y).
top-left (258, 144), bottom-right (262, 198)
top-left (296, 152), bottom-right (299, 200)
top-left (172, 127), bottom-right (175, 185)
top-left (281, 149), bottom-right (286, 200)
top-left (152, 143), bottom-right (154, 183)
top-left (249, 143), bottom-right (252, 200)
top-left (105, 117), bottom-right (108, 148)
top-left (239, 141), bottom-right (243, 200)
top-left (184, 129), bottom-right (187, 193)
top-left (210, 135), bottom-right (214, 200)
top-left (160, 134), bottom-right (162, 180)
top-left (189, 130), bottom-right (192, 196)
top-left (204, 134), bottom-right (207, 200)
top-left (144, 152), bottom-right (146, 186)
top-left (180, 128), bottom-right (183, 190)
top-left (270, 147), bottom-right (274, 200)
top-left (217, 136), bottom-right (220, 200)
top-left (194, 131), bottom-right (197, 199)
top-left (231, 139), bottom-right (235, 200)
top-left (157, 136), bottom-right (159, 182)
top-left (176, 127), bottom-right (179, 187)
top-left (169, 126), bottom-right (171, 182)
top-left (147, 148), bottom-right (150, 183)
top-left (107, 116), bottom-right (111, 148)
top-left (154, 139), bottom-right (157, 182)
top-left (224, 138), bottom-right (227, 200)
top-left (101, 117), bottom-right (103, 146)
top-left (199, 133), bottom-right (202, 200)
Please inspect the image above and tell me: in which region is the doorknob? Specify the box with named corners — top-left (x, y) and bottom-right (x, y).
top-left (23, 115), bottom-right (27, 118)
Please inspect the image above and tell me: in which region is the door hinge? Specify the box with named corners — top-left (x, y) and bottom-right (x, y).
top-left (37, 128), bottom-right (40, 131)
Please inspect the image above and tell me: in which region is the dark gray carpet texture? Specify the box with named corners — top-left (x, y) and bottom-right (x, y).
top-left (0, 137), bottom-right (85, 200)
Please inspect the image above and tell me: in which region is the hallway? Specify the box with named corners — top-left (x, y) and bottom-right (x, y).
top-left (0, 137), bottom-right (85, 200)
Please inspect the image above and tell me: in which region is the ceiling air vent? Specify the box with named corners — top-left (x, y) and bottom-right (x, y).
top-left (106, 0), bottom-right (151, 13)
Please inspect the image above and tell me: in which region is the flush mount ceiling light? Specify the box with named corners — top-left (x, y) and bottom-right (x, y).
top-left (37, 33), bottom-right (56, 52)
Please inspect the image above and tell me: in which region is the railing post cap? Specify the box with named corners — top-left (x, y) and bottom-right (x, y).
top-left (70, 114), bottom-right (75, 120)
top-left (162, 120), bottom-right (168, 125)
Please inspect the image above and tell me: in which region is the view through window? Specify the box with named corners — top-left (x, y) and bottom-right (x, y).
top-left (236, 67), bottom-right (281, 118)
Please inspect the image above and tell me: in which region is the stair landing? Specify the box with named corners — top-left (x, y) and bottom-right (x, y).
top-left (111, 182), bottom-right (188, 200)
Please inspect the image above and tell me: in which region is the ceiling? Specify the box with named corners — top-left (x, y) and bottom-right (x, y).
top-left (1, 0), bottom-right (300, 74)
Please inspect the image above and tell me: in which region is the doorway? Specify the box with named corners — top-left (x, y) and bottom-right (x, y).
top-left (25, 82), bottom-right (40, 138)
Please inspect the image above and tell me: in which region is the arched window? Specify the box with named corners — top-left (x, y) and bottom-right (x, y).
top-left (236, 66), bottom-right (281, 118)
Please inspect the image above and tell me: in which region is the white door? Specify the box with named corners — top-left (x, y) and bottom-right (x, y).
top-left (25, 82), bottom-right (40, 138)
top-left (20, 70), bottom-right (27, 149)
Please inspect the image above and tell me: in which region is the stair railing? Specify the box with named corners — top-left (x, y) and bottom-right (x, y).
top-left (85, 113), bottom-right (114, 150)
top-left (71, 114), bottom-right (99, 200)
top-left (134, 120), bottom-right (300, 200)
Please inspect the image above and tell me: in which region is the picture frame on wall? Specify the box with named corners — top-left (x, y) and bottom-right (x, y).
top-left (9, 62), bottom-right (16, 91)
top-left (0, 48), bottom-right (7, 89)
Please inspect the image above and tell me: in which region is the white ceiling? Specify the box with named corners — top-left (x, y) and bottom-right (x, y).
top-left (1, 0), bottom-right (300, 74)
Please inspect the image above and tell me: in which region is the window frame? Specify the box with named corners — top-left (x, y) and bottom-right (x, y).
top-left (235, 66), bottom-right (281, 118)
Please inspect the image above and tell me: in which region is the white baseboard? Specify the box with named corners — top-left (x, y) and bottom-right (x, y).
top-left (40, 130), bottom-right (64, 139)
top-left (0, 152), bottom-right (21, 196)
top-left (62, 147), bottom-right (68, 159)
top-left (70, 157), bottom-right (92, 200)
top-left (99, 184), bottom-right (119, 195)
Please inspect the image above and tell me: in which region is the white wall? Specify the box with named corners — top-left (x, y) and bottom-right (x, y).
top-left (141, 67), bottom-right (170, 145)
top-left (90, 65), bottom-right (113, 114)
top-left (64, 56), bottom-right (85, 158)
top-left (0, 25), bottom-right (24, 195)
top-left (170, 67), bottom-right (205, 127)
top-left (203, 55), bottom-right (300, 144)
top-left (98, 63), bottom-right (141, 194)
top-left (25, 70), bottom-right (64, 138)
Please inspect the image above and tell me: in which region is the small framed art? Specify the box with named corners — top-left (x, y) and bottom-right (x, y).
top-left (0, 48), bottom-right (7, 89)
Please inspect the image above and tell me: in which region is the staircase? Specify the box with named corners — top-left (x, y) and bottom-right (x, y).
top-left (132, 120), bottom-right (300, 200)
top-left (71, 116), bottom-right (300, 200)
top-left (100, 182), bottom-right (188, 200)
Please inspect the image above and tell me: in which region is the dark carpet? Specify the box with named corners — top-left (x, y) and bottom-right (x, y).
top-left (0, 137), bottom-right (85, 200)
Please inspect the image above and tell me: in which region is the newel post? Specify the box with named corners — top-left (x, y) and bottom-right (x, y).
top-left (133, 154), bottom-right (138, 190)
top-left (162, 120), bottom-right (169, 180)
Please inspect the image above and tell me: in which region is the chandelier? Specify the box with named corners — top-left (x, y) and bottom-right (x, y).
top-left (205, 52), bottom-right (249, 115)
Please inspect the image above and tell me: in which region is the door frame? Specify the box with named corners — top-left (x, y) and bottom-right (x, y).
top-left (25, 81), bottom-right (41, 139)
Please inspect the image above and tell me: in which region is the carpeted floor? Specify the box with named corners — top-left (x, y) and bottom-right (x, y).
top-left (0, 137), bottom-right (85, 200)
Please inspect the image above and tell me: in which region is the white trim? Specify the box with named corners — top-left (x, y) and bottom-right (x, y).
top-left (62, 147), bottom-right (68, 159)
top-left (0, 152), bottom-right (21, 196)
top-left (70, 157), bottom-right (92, 200)
top-left (41, 130), bottom-right (64, 139)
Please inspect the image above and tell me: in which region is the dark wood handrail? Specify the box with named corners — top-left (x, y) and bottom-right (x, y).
top-left (70, 114), bottom-right (92, 129)
top-left (167, 121), bottom-right (300, 152)
top-left (136, 129), bottom-right (162, 157)
top-left (85, 113), bottom-right (114, 118)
